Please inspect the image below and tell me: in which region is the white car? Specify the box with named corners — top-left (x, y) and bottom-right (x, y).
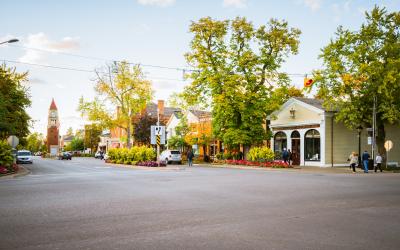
top-left (160, 150), bottom-right (182, 164)
top-left (17, 150), bottom-right (33, 164)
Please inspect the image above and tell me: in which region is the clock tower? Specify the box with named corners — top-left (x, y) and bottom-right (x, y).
top-left (47, 98), bottom-right (60, 156)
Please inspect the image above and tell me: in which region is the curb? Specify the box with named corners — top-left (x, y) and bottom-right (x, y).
top-left (0, 165), bottom-right (30, 179)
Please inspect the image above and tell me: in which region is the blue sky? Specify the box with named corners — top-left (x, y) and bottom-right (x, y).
top-left (1, 0), bottom-right (399, 135)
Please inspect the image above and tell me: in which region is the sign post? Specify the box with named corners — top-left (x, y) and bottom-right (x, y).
top-left (151, 124), bottom-right (165, 167)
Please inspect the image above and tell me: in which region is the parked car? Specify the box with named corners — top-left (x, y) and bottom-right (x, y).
top-left (17, 150), bottom-right (33, 164)
top-left (58, 152), bottom-right (72, 160)
top-left (160, 150), bottom-right (182, 164)
top-left (94, 151), bottom-right (104, 159)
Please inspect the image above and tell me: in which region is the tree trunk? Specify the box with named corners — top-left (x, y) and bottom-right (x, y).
top-left (376, 121), bottom-right (386, 166)
top-left (126, 121), bottom-right (132, 149)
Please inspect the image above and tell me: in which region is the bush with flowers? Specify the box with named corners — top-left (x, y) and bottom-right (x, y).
top-left (0, 140), bottom-right (19, 175)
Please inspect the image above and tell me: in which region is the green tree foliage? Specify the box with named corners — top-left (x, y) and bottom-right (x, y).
top-left (134, 114), bottom-right (157, 145)
top-left (184, 17), bottom-right (301, 148)
top-left (0, 64), bottom-right (31, 140)
top-left (84, 124), bottom-right (102, 153)
top-left (70, 137), bottom-right (84, 151)
top-left (247, 146), bottom-right (275, 162)
top-left (26, 132), bottom-right (44, 153)
top-left (167, 135), bottom-right (186, 150)
top-left (78, 61), bottom-right (153, 148)
top-left (0, 140), bottom-right (14, 168)
top-left (315, 6), bottom-right (400, 157)
top-left (66, 127), bottom-right (74, 136)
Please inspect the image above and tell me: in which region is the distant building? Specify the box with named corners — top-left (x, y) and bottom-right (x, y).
top-left (60, 135), bottom-right (74, 149)
top-left (46, 98), bottom-right (60, 156)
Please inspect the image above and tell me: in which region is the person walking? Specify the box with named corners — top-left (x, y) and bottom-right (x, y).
top-left (187, 149), bottom-right (194, 167)
top-left (348, 152), bottom-right (358, 173)
top-left (375, 153), bottom-right (383, 172)
top-left (362, 150), bottom-right (370, 173)
top-left (287, 149), bottom-right (292, 166)
top-left (282, 148), bottom-right (289, 164)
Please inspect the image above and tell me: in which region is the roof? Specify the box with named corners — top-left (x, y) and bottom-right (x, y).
top-left (189, 110), bottom-right (212, 118)
top-left (49, 98), bottom-right (57, 110)
top-left (293, 97), bottom-right (325, 111)
top-left (145, 103), bottom-right (181, 117)
top-left (62, 135), bottom-right (74, 141)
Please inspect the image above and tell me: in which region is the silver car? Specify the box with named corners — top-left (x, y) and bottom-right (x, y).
top-left (160, 150), bottom-right (182, 164)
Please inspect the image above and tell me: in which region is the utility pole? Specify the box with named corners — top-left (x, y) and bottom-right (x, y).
top-left (157, 108), bottom-right (160, 167)
top-left (372, 95), bottom-right (377, 168)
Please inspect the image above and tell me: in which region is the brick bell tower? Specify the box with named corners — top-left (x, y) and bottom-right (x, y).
top-left (47, 98), bottom-right (60, 156)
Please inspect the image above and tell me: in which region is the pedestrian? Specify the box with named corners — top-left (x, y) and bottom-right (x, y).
top-left (348, 152), bottom-right (358, 173)
top-left (375, 153), bottom-right (383, 172)
top-left (361, 150), bottom-right (370, 173)
top-left (187, 149), bottom-right (194, 167)
top-left (287, 149), bottom-right (292, 166)
top-left (282, 148), bottom-right (289, 164)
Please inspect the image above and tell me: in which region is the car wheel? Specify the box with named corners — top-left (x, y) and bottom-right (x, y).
top-left (178, 161), bottom-right (182, 165)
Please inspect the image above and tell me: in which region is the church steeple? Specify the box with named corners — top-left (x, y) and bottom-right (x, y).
top-left (47, 98), bottom-right (60, 155)
top-left (49, 98), bottom-right (57, 110)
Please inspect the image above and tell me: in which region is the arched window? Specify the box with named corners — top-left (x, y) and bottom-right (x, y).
top-left (305, 129), bottom-right (320, 161)
top-left (274, 132), bottom-right (287, 153)
top-left (291, 130), bottom-right (300, 139)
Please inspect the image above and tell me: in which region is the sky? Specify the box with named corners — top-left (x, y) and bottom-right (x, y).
top-left (1, 0), bottom-right (399, 136)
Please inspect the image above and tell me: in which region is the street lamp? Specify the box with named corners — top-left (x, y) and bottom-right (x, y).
top-left (357, 126), bottom-right (363, 168)
top-left (0, 38), bottom-right (19, 45)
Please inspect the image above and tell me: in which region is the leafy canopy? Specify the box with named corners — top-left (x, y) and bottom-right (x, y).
top-left (79, 61), bottom-right (153, 148)
top-left (184, 17), bottom-right (300, 148)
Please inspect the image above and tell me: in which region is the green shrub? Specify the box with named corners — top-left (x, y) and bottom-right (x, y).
top-left (247, 146), bottom-right (274, 162)
top-left (216, 152), bottom-right (224, 160)
top-left (223, 152), bottom-right (233, 160)
top-left (106, 146), bottom-right (156, 165)
top-left (0, 140), bottom-right (14, 168)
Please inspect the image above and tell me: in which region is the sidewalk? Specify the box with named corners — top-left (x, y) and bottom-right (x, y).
top-left (0, 165), bottom-right (30, 179)
top-left (201, 164), bottom-right (396, 174)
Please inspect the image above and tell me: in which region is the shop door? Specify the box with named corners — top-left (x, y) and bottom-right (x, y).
top-left (291, 139), bottom-right (300, 165)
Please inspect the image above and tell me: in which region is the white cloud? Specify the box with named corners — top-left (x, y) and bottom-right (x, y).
top-left (19, 32), bottom-right (80, 64)
top-left (303, 0), bottom-right (321, 11)
top-left (137, 0), bottom-right (175, 7)
top-left (223, 0), bottom-right (248, 8)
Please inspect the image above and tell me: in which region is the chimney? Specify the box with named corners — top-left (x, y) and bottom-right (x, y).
top-left (158, 100), bottom-right (164, 116)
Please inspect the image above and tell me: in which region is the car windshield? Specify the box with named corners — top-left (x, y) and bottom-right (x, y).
top-left (171, 151), bottom-right (180, 154)
top-left (18, 151), bottom-right (31, 156)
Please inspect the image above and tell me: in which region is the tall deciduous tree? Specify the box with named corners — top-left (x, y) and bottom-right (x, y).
top-left (315, 6), bottom-right (400, 159)
top-left (84, 124), bottom-right (102, 153)
top-left (26, 132), bottom-right (44, 153)
top-left (0, 64), bottom-right (31, 140)
top-left (78, 61), bottom-right (153, 148)
top-left (134, 114), bottom-right (158, 145)
top-left (184, 17), bottom-right (300, 149)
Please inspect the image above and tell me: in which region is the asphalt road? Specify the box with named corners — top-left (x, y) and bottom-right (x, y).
top-left (1, 157), bottom-right (400, 250)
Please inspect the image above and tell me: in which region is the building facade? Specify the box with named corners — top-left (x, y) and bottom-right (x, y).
top-left (46, 98), bottom-right (60, 156)
top-left (270, 97), bottom-right (400, 167)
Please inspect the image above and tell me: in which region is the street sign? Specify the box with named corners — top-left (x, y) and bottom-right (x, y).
top-left (384, 140), bottom-right (393, 151)
top-left (367, 137), bottom-right (372, 145)
top-left (7, 135), bottom-right (19, 148)
top-left (156, 135), bottom-right (161, 146)
top-left (151, 125), bottom-right (165, 145)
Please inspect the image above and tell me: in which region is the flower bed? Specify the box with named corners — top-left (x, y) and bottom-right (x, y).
top-left (136, 161), bottom-right (166, 167)
top-left (0, 163), bottom-right (19, 175)
top-left (225, 159), bottom-right (292, 168)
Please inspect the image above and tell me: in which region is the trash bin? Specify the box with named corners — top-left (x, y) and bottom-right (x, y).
top-left (368, 159), bottom-right (374, 170)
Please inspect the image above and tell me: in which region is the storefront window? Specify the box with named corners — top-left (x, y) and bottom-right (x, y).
top-left (305, 129), bottom-right (320, 161)
top-left (274, 132), bottom-right (287, 154)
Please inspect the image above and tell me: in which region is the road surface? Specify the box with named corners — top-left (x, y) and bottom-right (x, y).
top-left (1, 157), bottom-right (400, 249)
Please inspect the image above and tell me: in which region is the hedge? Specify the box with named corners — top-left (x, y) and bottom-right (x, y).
top-left (107, 146), bottom-right (156, 165)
